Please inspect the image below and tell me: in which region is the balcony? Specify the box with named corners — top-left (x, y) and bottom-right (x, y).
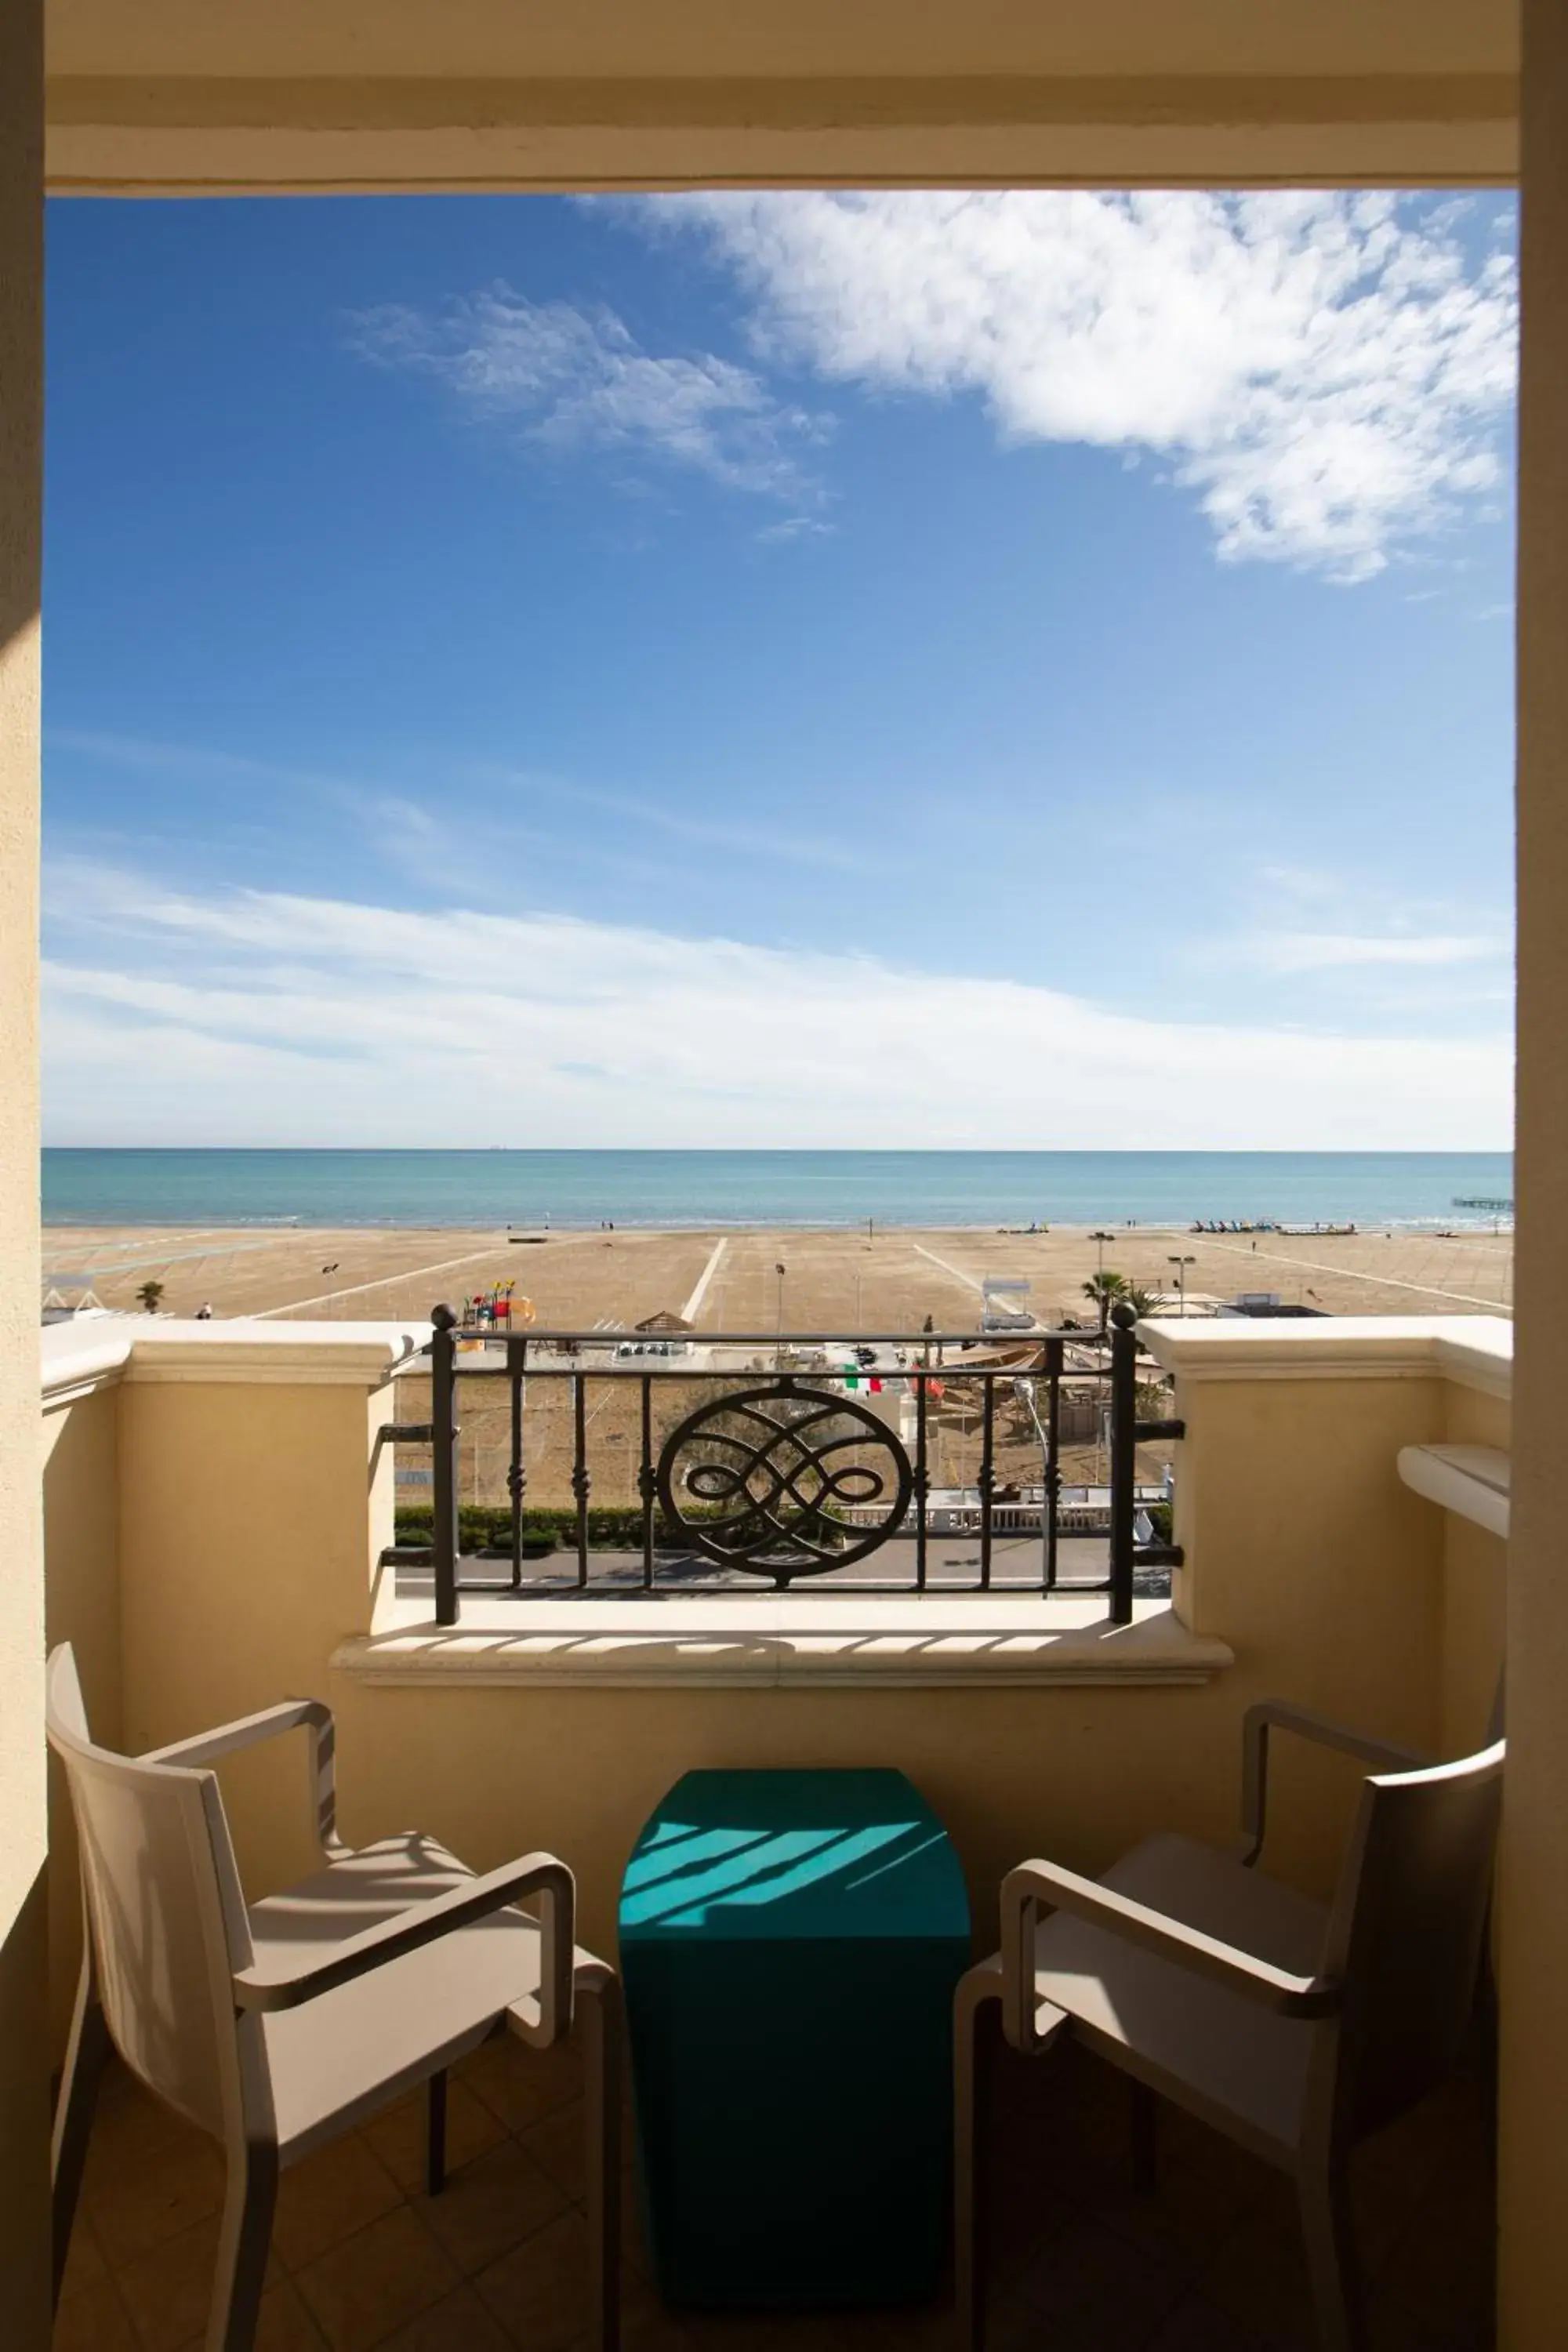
top-left (42, 1307), bottom-right (1509, 2349)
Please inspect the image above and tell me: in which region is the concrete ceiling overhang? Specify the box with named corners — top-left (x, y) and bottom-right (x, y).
top-left (46, 1), bottom-right (1519, 193)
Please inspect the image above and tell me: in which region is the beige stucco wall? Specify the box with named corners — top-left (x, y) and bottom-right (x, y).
top-left (1171, 1369), bottom-right (1449, 1890)
top-left (0, 1), bottom-right (49, 2341)
top-left (1440, 1382), bottom-right (1509, 1760)
top-left (115, 1371), bottom-right (400, 1902)
top-left (41, 1382), bottom-right (120, 2049)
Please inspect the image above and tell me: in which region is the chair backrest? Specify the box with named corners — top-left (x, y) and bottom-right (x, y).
top-left (1314, 1738), bottom-right (1504, 2147)
top-left (45, 1646), bottom-right (256, 2145)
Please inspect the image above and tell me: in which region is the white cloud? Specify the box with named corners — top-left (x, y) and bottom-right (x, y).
top-left (1244, 931), bottom-right (1509, 975)
top-left (640, 191), bottom-right (1517, 579)
top-left (476, 766), bottom-right (871, 875)
top-left (350, 285), bottom-right (827, 501)
top-left (43, 862), bottom-right (1509, 1149)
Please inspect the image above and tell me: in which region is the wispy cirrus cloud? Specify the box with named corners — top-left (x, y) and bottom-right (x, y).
top-left (632, 190), bottom-right (1518, 580)
top-left (46, 727), bottom-right (870, 886)
top-left (349, 285), bottom-right (829, 506)
top-left (42, 860), bottom-right (1509, 1149)
top-left (1245, 931), bottom-right (1510, 975)
top-left (475, 765), bottom-right (870, 875)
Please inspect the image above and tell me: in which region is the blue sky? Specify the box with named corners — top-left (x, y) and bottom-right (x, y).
top-left (42, 191), bottom-right (1517, 1146)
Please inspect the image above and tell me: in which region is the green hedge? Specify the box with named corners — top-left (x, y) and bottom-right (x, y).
top-left (394, 1501), bottom-right (850, 1554)
top-left (1143, 1502), bottom-right (1173, 1544)
top-left (396, 1504), bottom-right (672, 1552)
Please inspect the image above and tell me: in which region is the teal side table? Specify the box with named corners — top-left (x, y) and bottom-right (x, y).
top-left (619, 1767), bottom-right (971, 2310)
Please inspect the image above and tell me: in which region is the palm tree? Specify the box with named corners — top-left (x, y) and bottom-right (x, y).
top-left (135, 1279), bottom-right (164, 1314)
top-left (1085, 1275), bottom-right (1160, 1331)
top-left (1081, 1269), bottom-right (1128, 1330)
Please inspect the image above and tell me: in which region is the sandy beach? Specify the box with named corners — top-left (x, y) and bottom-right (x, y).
top-left (42, 1219), bottom-right (1512, 1519)
top-left (42, 1217), bottom-right (1515, 1327)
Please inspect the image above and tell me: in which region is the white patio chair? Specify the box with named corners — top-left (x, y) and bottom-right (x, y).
top-left (45, 1642), bottom-right (622, 2352)
top-left (954, 1703), bottom-right (1504, 2352)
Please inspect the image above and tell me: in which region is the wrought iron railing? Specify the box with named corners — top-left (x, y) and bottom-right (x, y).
top-left (389, 1300), bottom-right (1181, 1628)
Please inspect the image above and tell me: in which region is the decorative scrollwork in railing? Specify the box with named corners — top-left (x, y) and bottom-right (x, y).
top-left (655, 1379), bottom-right (913, 1584)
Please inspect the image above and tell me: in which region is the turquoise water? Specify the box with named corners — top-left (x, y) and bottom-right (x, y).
top-left (41, 1149), bottom-right (1515, 1231)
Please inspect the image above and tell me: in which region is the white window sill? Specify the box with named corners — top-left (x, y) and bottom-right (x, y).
top-left (333, 1594), bottom-right (1232, 1690)
top-left (1398, 1443), bottom-right (1510, 1537)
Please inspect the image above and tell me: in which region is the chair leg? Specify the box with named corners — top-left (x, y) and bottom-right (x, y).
top-left (207, 2143), bottom-right (278, 2352)
top-left (955, 1962), bottom-right (1003, 2352)
top-left (1298, 2159), bottom-right (1365, 2352)
top-left (1129, 2079), bottom-right (1158, 2195)
top-left (426, 2069), bottom-right (448, 2197)
top-left (52, 1953), bottom-right (111, 2308)
top-left (579, 1964), bottom-right (623, 2352)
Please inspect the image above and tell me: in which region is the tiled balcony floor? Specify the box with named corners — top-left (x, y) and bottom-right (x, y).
top-left (55, 2014), bottom-right (1494, 2352)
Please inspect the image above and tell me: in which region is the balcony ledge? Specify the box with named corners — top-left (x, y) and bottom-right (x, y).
top-left (332, 1595), bottom-right (1231, 1690)
top-left (1138, 1313), bottom-right (1511, 1399)
top-left (41, 1316), bottom-right (432, 1402)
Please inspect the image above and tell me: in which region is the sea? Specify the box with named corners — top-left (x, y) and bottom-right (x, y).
top-left (41, 1150), bottom-right (1515, 1233)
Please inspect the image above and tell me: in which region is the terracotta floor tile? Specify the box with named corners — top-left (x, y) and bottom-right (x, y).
top-left (114, 2212), bottom-right (229, 2352)
top-left (86, 2073), bottom-right (198, 2172)
top-left (474, 2209), bottom-right (595, 2352)
top-left (374, 2282), bottom-right (517, 2351)
top-left (1367, 2284), bottom-right (1494, 2352)
top-left (521, 2098), bottom-right (594, 2203)
top-left (462, 2033), bottom-right (585, 2132)
top-left (68, 1996), bottom-right (1494, 2352)
top-left (419, 2137), bottom-right (570, 2276)
top-left (57, 2209), bottom-right (109, 2299)
top-left (1010, 2211), bottom-right (1185, 2346)
top-left (53, 2271), bottom-right (137, 2352)
top-left (254, 2278), bottom-right (331, 2352)
top-left (953, 2299), bottom-right (1055, 2352)
top-left (115, 2211), bottom-right (282, 2352)
top-left (672, 2310), bottom-right (792, 2350)
top-left (763, 2312), bottom-right (942, 2352)
top-left (1078, 2161), bottom-right (1265, 2283)
top-left (1145, 2295), bottom-right (1271, 2351)
top-left (615, 2311), bottom-right (699, 2352)
top-left (295, 2206), bottom-right (463, 2352)
top-left (361, 2079), bottom-right (507, 2196)
top-left (274, 2136), bottom-right (406, 2274)
top-left (87, 2132), bottom-right (227, 2268)
top-left (1198, 2216), bottom-right (1317, 2352)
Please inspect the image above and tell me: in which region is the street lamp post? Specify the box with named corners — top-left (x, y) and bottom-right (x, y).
top-left (1090, 1229), bottom-right (1116, 1330)
top-left (1167, 1254), bottom-right (1196, 1316)
top-left (775, 1261), bottom-right (787, 1359)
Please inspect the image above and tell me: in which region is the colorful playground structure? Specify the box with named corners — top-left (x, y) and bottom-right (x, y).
top-left (463, 1280), bottom-right (535, 1330)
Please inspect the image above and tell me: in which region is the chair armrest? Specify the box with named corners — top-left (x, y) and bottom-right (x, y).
top-left (233, 1853), bottom-right (575, 2038)
top-left (1241, 1701), bottom-right (1428, 1865)
top-left (144, 1698), bottom-right (342, 1858)
top-left (1000, 1857), bottom-right (1338, 2050)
